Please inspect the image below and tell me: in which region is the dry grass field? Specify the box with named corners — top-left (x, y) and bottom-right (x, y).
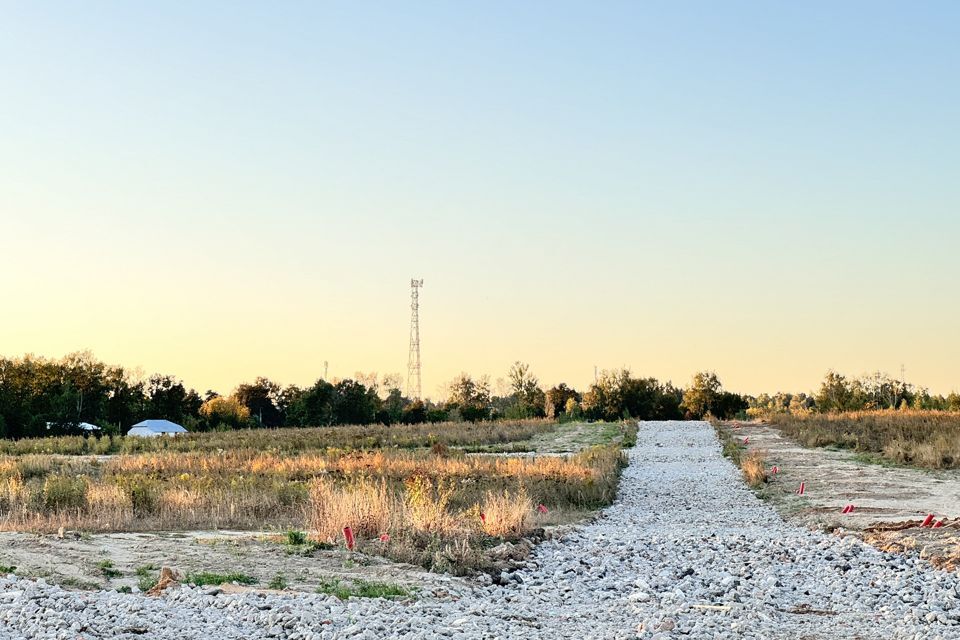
top-left (0, 420), bottom-right (554, 456)
top-left (0, 420), bottom-right (636, 574)
top-left (769, 410), bottom-right (960, 469)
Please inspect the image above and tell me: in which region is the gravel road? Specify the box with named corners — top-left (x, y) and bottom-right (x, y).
top-left (2, 421), bottom-right (958, 639)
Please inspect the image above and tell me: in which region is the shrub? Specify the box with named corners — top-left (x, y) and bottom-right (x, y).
top-left (404, 476), bottom-right (456, 534)
top-left (42, 475), bottom-right (88, 511)
top-left (114, 476), bottom-right (162, 515)
top-left (285, 530), bottom-right (307, 546)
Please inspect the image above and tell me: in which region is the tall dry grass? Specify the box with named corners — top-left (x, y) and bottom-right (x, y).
top-left (740, 450), bottom-right (768, 488)
top-left (770, 410), bottom-right (960, 469)
top-left (305, 474), bottom-right (537, 573)
top-left (309, 478), bottom-right (401, 542)
top-left (0, 440), bottom-right (626, 535)
top-left (480, 488), bottom-right (533, 537)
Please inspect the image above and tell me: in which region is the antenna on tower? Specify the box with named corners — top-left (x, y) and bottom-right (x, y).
top-left (407, 279), bottom-right (424, 400)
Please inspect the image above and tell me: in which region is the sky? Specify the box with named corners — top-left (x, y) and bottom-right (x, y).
top-left (1, 2), bottom-right (958, 398)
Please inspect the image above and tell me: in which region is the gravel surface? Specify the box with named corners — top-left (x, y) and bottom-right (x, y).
top-left (2, 420), bottom-right (958, 639)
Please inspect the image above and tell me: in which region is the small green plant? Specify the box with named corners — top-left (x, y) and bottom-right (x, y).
top-left (43, 475), bottom-right (88, 511)
top-left (281, 530), bottom-right (332, 556)
top-left (135, 564), bottom-right (157, 577)
top-left (0, 565), bottom-right (16, 574)
top-left (315, 578), bottom-right (412, 600)
top-left (97, 560), bottom-right (122, 579)
top-left (116, 585), bottom-right (132, 593)
top-left (286, 530), bottom-right (307, 546)
top-left (60, 576), bottom-right (100, 590)
top-left (138, 574), bottom-right (159, 592)
top-left (268, 574), bottom-right (288, 590)
top-left (185, 571), bottom-right (256, 587)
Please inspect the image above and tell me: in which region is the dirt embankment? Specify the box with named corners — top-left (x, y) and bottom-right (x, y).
top-left (722, 421), bottom-right (960, 571)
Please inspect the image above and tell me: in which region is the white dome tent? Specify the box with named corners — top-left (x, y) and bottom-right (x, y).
top-left (126, 419), bottom-right (188, 437)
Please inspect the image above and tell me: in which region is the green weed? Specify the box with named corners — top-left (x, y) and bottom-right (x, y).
top-left (97, 560), bottom-right (122, 579)
top-left (315, 578), bottom-right (412, 600)
top-left (184, 571), bottom-right (256, 586)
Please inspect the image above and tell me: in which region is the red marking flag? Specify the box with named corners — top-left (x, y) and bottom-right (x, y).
top-left (343, 526), bottom-right (355, 551)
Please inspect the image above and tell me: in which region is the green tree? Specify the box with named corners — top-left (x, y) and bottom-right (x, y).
top-left (545, 384), bottom-right (580, 419)
top-left (505, 361), bottom-right (545, 418)
top-left (582, 369), bottom-right (682, 421)
top-left (285, 379), bottom-right (335, 426)
top-left (815, 371), bottom-right (861, 412)
top-left (401, 399), bottom-right (428, 424)
top-left (680, 371), bottom-right (722, 419)
top-left (947, 392), bottom-right (960, 412)
top-left (446, 373), bottom-right (491, 421)
top-left (144, 374), bottom-right (197, 423)
top-left (199, 396), bottom-right (251, 429)
top-left (680, 371), bottom-right (745, 419)
top-left (380, 388), bottom-right (406, 424)
top-left (331, 379), bottom-right (378, 425)
top-left (234, 377), bottom-right (283, 427)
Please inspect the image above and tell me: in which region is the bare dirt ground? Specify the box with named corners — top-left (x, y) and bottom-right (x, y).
top-left (462, 421), bottom-right (625, 456)
top-left (722, 420), bottom-right (960, 571)
top-left (0, 529), bottom-right (460, 594)
top-left (527, 420), bottom-right (625, 453)
top-left (0, 422), bottom-right (614, 594)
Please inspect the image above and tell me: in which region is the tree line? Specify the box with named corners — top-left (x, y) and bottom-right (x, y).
top-left (0, 352), bottom-right (748, 438)
top-left (7, 352), bottom-right (945, 439)
top-left (747, 369), bottom-right (960, 416)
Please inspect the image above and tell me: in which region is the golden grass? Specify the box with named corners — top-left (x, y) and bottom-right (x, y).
top-left (0, 422), bottom-right (631, 574)
top-left (740, 450), bottom-right (768, 488)
top-left (480, 488), bottom-right (533, 538)
top-left (770, 410), bottom-right (960, 469)
top-left (0, 442), bottom-right (626, 534)
top-left (309, 477), bottom-right (400, 542)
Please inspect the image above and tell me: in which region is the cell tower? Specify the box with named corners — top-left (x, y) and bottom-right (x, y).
top-left (406, 279), bottom-right (424, 399)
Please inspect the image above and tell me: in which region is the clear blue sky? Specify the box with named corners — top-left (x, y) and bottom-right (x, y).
top-left (1, 2), bottom-right (958, 396)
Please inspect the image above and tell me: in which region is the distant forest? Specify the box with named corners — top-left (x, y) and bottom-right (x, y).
top-left (0, 352), bottom-right (955, 438)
